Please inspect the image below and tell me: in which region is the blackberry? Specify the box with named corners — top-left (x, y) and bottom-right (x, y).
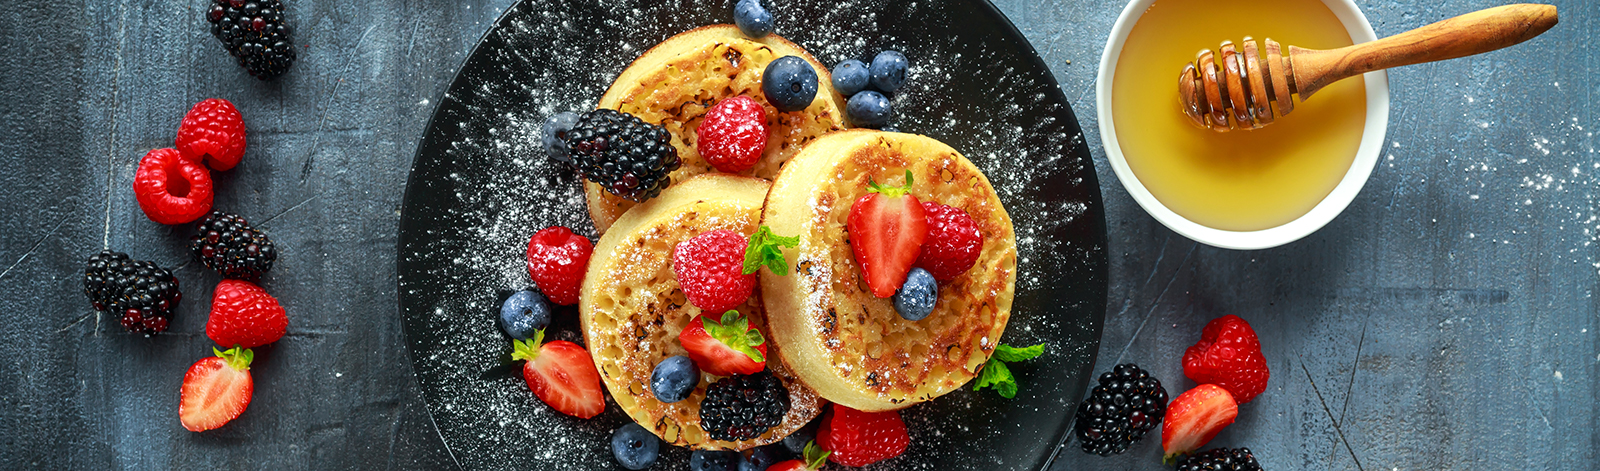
top-left (1177, 447), bottom-right (1263, 471)
top-left (83, 251), bottom-right (182, 335)
top-left (206, 0), bottom-right (296, 80)
top-left (564, 109), bottom-right (680, 202)
top-left (189, 210), bottom-right (277, 280)
top-left (1073, 363), bottom-right (1168, 456)
top-left (699, 371), bottom-right (790, 441)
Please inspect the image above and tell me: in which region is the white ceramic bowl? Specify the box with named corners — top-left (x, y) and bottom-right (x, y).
top-left (1096, 0), bottom-right (1390, 250)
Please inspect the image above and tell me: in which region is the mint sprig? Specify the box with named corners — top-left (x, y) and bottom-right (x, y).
top-left (743, 226), bottom-right (799, 276)
top-left (973, 342), bottom-right (1045, 399)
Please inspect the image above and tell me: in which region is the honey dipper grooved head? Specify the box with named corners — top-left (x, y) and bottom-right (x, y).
top-left (1179, 37), bottom-right (1293, 132)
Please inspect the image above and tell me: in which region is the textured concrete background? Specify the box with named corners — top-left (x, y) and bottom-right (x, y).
top-left (0, 0), bottom-right (1593, 469)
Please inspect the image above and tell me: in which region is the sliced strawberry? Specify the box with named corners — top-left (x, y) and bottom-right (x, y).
top-left (678, 311), bottom-right (767, 376)
top-left (179, 346), bottom-right (254, 432)
top-left (512, 330), bottom-right (605, 419)
top-left (1161, 384), bottom-right (1239, 462)
top-left (767, 440), bottom-right (830, 471)
top-left (847, 170), bottom-right (927, 298)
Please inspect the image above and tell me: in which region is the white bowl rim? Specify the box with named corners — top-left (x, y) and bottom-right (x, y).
top-left (1095, 0), bottom-right (1390, 250)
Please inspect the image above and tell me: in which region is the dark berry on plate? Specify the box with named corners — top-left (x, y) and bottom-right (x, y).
top-left (762, 56), bottom-right (819, 112)
top-left (189, 210), bottom-right (276, 280)
top-left (892, 267), bottom-right (937, 321)
top-left (206, 0), bottom-right (296, 80)
top-left (498, 290), bottom-right (551, 340)
top-left (540, 111), bottom-right (580, 163)
top-left (610, 423), bottom-right (661, 470)
top-left (831, 59), bottom-right (869, 96)
top-left (846, 90), bottom-right (892, 128)
top-left (733, 0), bottom-right (774, 39)
top-left (690, 449), bottom-right (739, 471)
top-left (700, 371), bottom-right (790, 441)
top-left (739, 444), bottom-right (787, 471)
top-left (1177, 447), bottom-right (1262, 471)
top-left (650, 355), bottom-right (700, 403)
top-left (868, 50), bottom-right (909, 94)
top-left (83, 250), bottom-right (182, 335)
top-left (564, 109), bottom-right (681, 202)
top-left (1073, 363), bottom-right (1168, 456)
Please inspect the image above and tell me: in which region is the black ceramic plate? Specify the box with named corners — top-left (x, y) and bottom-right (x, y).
top-left (398, 0), bottom-right (1107, 469)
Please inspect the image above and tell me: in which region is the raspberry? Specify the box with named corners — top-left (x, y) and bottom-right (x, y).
top-left (207, 279), bottom-right (288, 348)
top-left (915, 201), bottom-right (982, 281)
top-left (1183, 315), bottom-right (1270, 403)
top-left (671, 230), bottom-right (755, 314)
top-left (525, 226), bottom-right (593, 306)
top-left (176, 99), bottom-right (247, 171)
top-left (695, 96), bottom-right (768, 173)
top-left (134, 148), bottom-right (214, 225)
top-left (816, 404), bottom-right (909, 467)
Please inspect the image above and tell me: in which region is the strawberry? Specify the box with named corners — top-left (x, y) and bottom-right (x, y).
top-left (847, 170), bottom-right (927, 298)
top-left (677, 311), bottom-right (767, 376)
top-left (673, 229), bottom-right (756, 314)
top-left (179, 346), bottom-right (254, 432)
top-left (1161, 384), bottom-right (1239, 462)
top-left (1183, 315), bottom-right (1269, 404)
top-left (915, 201), bottom-right (982, 282)
top-left (134, 148), bottom-right (214, 225)
top-left (206, 279), bottom-right (288, 348)
top-left (767, 440), bottom-right (830, 471)
top-left (526, 226), bottom-right (593, 306)
top-left (511, 329), bottom-right (606, 419)
top-left (175, 98), bottom-right (247, 171)
top-left (816, 404), bottom-right (909, 467)
top-left (696, 95), bottom-right (768, 173)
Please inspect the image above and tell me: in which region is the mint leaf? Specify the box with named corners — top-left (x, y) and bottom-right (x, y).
top-left (993, 343), bottom-right (1045, 362)
top-left (743, 226), bottom-right (800, 275)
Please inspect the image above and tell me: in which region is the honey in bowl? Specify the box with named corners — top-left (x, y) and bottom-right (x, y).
top-left (1112, 0), bottom-right (1366, 232)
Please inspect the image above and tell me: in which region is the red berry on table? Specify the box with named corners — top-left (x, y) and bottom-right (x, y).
top-left (767, 440), bottom-right (831, 471)
top-left (696, 95), bottom-right (768, 173)
top-left (915, 201), bottom-right (982, 282)
top-left (1183, 315), bottom-right (1270, 404)
top-left (207, 279), bottom-right (288, 348)
top-left (1161, 384), bottom-right (1239, 462)
top-left (525, 226), bottom-right (593, 306)
top-left (816, 404), bottom-right (910, 467)
top-left (133, 148), bottom-right (214, 225)
top-left (175, 98), bottom-right (247, 171)
top-left (672, 229), bottom-right (756, 314)
top-left (179, 346), bottom-right (254, 432)
top-left (512, 329), bottom-right (606, 419)
top-left (677, 311), bottom-right (767, 376)
top-left (847, 170), bottom-right (927, 298)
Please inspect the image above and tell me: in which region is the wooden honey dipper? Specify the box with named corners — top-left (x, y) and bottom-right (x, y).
top-left (1178, 4), bottom-right (1558, 132)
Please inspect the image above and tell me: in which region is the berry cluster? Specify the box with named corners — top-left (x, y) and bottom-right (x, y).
top-left (832, 50), bottom-right (910, 129)
top-left (699, 371), bottom-right (791, 441)
top-left (1073, 363), bottom-right (1168, 456)
top-left (845, 170), bottom-right (984, 322)
top-left (83, 251), bottom-right (182, 334)
top-left (206, 0), bottom-right (296, 80)
top-left (557, 109), bottom-right (682, 202)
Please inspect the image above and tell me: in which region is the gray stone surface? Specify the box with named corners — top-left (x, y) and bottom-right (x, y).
top-left (0, 0), bottom-right (1593, 469)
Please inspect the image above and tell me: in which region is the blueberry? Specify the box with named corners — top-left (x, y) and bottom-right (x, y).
top-left (831, 59), bottom-right (869, 97)
top-left (846, 90), bottom-right (892, 128)
top-left (868, 50), bottom-right (909, 94)
top-left (650, 355), bottom-right (700, 403)
top-left (779, 420), bottom-right (816, 455)
top-left (762, 56), bottom-right (819, 112)
top-left (893, 267), bottom-right (937, 321)
top-left (498, 290), bottom-right (551, 339)
top-left (733, 0), bottom-right (774, 39)
top-left (540, 111), bottom-right (580, 163)
top-left (690, 449), bottom-right (739, 471)
top-left (610, 423), bottom-right (661, 470)
top-left (739, 444), bottom-right (788, 471)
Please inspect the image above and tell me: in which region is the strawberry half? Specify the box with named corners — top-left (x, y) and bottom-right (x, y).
top-left (179, 346), bottom-right (254, 432)
top-left (1161, 384), bottom-right (1239, 462)
top-left (678, 311), bottom-right (767, 376)
top-left (512, 329), bottom-right (605, 419)
top-left (847, 170), bottom-right (927, 298)
top-left (1183, 315), bottom-right (1270, 404)
top-left (767, 440), bottom-right (831, 471)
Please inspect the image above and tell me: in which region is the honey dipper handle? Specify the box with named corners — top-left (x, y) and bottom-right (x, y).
top-left (1291, 4), bottom-right (1558, 98)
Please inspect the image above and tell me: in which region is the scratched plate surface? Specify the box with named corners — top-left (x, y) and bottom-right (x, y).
top-left (396, 0), bottom-right (1108, 469)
